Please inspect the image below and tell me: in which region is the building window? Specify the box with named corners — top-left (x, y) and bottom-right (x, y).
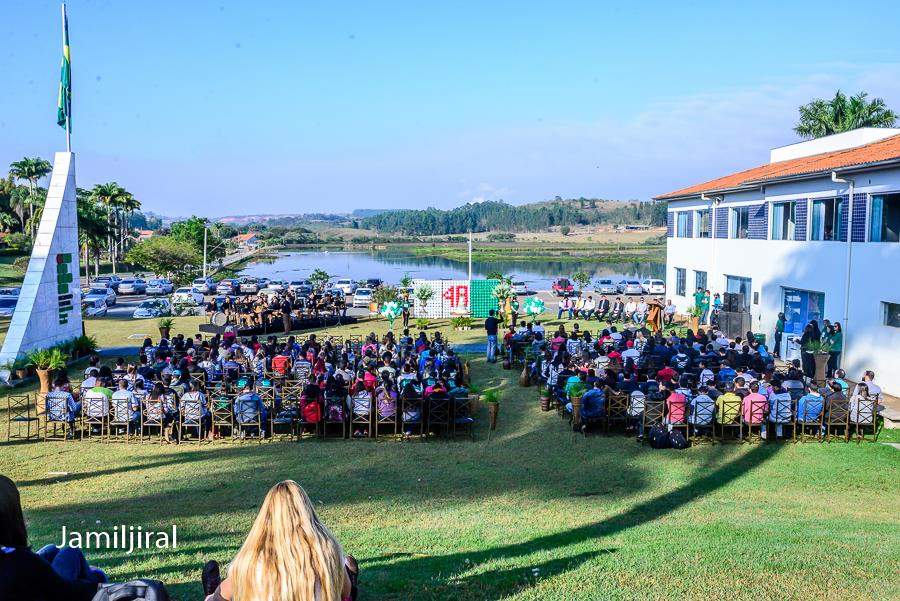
top-left (783, 288), bottom-right (825, 335)
top-left (675, 268), bottom-right (686, 296)
top-left (695, 270), bottom-right (707, 291)
top-left (884, 302), bottom-right (900, 328)
top-left (870, 194), bottom-right (900, 242)
top-left (730, 207), bottom-right (749, 239)
top-left (725, 275), bottom-right (752, 311)
top-left (771, 201), bottom-right (797, 240)
top-left (811, 197), bottom-right (843, 241)
top-left (696, 210), bottom-right (710, 238)
top-left (676, 212), bottom-right (690, 237)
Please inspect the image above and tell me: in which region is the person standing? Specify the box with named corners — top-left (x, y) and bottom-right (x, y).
top-left (693, 287), bottom-right (704, 316)
top-left (510, 295), bottom-right (519, 327)
top-left (826, 322), bottom-right (843, 377)
top-left (700, 290), bottom-right (711, 325)
top-left (280, 296), bottom-right (293, 334)
top-left (773, 312), bottom-right (785, 358)
top-left (401, 293), bottom-right (411, 328)
top-left (484, 309), bottom-right (500, 363)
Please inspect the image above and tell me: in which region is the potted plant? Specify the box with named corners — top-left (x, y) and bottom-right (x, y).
top-left (416, 317), bottom-right (430, 331)
top-left (568, 381), bottom-right (587, 427)
top-left (539, 386), bottom-right (552, 412)
top-left (482, 388), bottom-right (500, 431)
top-left (414, 283), bottom-right (435, 317)
top-left (687, 305), bottom-right (702, 331)
top-left (803, 340), bottom-right (831, 379)
top-left (157, 317), bottom-right (175, 340)
top-left (10, 356), bottom-right (31, 381)
top-left (519, 362), bottom-right (531, 387)
top-left (467, 384), bottom-right (481, 417)
top-left (28, 347), bottom-right (68, 395)
top-left (72, 335), bottom-right (98, 358)
top-left (451, 316), bottom-right (473, 331)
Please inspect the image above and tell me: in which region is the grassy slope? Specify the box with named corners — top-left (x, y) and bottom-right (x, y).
top-left (1, 318), bottom-right (899, 600)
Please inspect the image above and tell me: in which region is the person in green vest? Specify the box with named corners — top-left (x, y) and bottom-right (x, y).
top-left (773, 312), bottom-right (785, 358)
top-left (693, 287), bottom-right (704, 311)
top-left (510, 295), bottom-right (520, 327)
top-left (826, 321), bottom-right (843, 377)
top-left (401, 293), bottom-right (411, 328)
top-left (700, 290), bottom-right (711, 325)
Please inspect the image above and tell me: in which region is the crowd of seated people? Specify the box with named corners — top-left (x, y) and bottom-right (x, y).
top-left (524, 321), bottom-right (881, 441)
top-left (44, 328), bottom-right (473, 442)
top-left (206, 289), bottom-right (347, 333)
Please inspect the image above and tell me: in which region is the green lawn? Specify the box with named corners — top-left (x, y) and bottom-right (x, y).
top-left (1, 321), bottom-right (899, 600)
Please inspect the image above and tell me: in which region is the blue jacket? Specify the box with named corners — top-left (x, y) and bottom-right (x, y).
top-left (580, 388), bottom-right (605, 417)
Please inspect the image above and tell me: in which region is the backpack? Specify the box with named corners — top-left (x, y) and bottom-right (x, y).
top-left (92, 580), bottom-right (170, 601)
top-left (649, 424), bottom-right (671, 449)
top-left (669, 429), bottom-right (689, 449)
top-left (301, 398), bottom-right (322, 423)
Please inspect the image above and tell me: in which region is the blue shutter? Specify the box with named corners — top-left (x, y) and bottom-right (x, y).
top-left (748, 203), bottom-right (768, 239)
top-left (794, 200), bottom-right (807, 241)
top-left (685, 211), bottom-right (694, 238)
top-left (852, 193), bottom-right (867, 242)
top-left (666, 212), bottom-right (674, 237)
top-left (838, 194), bottom-right (849, 241)
top-left (715, 207), bottom-right (728, 239)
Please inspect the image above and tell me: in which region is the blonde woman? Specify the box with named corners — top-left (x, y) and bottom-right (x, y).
top-left (203, 480), bottom-right (358, 601)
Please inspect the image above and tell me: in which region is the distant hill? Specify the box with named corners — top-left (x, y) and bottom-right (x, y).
top-left (350, 208), bottom-right (402, 218)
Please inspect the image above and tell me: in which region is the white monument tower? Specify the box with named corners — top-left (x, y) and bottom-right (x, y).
top-left (0, 3), bottom-right (82, 369)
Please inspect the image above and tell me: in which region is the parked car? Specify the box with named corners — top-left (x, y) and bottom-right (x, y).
top-left (266, 280), bottom-right (287, 292)
top-left (353, 287), bottom-right (374, 307)
top-left (0, 287), bottom-right (21, 297)
top-left (291, 280), bottom-right (313, 295)
top-left (641, 279), bottom-right (666, 295)
top-left (118, 279), bottom-right (147, 295)
top-left (84, 287), bottom-right (117, 307)
top-left (551, 278), bottom-right (574, 296)
top-left (93, 275), bottom-right (122, 292)
top-left (146, 279), bottom-right (170, 295)
top-left (334, 278), bottom-right (358, 295)
top-left (288, 280), bottom-right (306, 293)
top-left (82, 298), bottom-right (107, 317)
top-left (132, 298), bottom-right (172, 318)
top-left (172, 287), bottom-right (205, 306)
top-left (0, 296), bottom-right (17, 317)
top-left (216, 279), bottom-right (237, 295)
top-left (365, 278), bottom-right (383, 289)
top-left (239, 278), bottom-right (260, 294)
top-left (192, 278), bottom-right (215, 294)
top-left (324, 287), bottom-right (345, 299)
top-left (618, 279), bottom-right (643, 295)
top-left (512, 281), bottom-right (528, 295)
top-left (398, 286), bottom-right (415, 299)
top-left (593, 279), bottom-right (618, 295)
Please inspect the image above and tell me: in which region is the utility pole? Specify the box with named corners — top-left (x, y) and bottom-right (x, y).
top-left (203, 226), bottom-right (208, 279)
top-left (468, 230), bottom-right (473, 281)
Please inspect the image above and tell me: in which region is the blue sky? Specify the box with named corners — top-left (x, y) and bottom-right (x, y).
top-left (2, 1), bottom-right (900, 217)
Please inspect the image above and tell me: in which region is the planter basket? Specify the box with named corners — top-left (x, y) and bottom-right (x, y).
top-left (487, 402), bottom-right (499, 430)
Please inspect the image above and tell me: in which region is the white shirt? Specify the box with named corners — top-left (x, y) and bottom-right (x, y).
top-left (624, 301), bottom-right (637, 313)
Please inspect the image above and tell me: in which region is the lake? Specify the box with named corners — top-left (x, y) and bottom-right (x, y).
top-left (238, 251), bottom-right (665, 290)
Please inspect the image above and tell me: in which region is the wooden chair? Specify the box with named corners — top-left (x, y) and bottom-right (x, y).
top-left (603, 389), bottom-right (629, 435)
top-left (141, 398), bottom-right (166, 443)
top-left (688, 396), bottom-right (717, 443)
top-left (426, 390), bottom-right (452, 437)
top-left (850, 394), bottom-right (879, 443)
top-left (234, 394), bottom-right (265, 442)
top-left (740, 397), bottom-right (769, 443)
top-left (270, 395), bottom-right (298, 441)
top-left (400, 390), bottom-right (425, 439)
top-left (322, 392), bottom-right (347, 439)
top-left (80, 393), bottom-right (110, 441)
top-left (641, 396), bottom-right (664, 443)
top-left (451, 389), bottom-right (475, 440)
top-left (6, 394), bottom-right (39, 441)
top-left (109, 395), bottom-right (136, 442)
top-left (715, 394), bottom-right (742, 441)
top-left (666, 394), bottom-right (690, 441)
top-left (794, 398), bottom-right (825, 443)
top-left (824, 395), bottom-right (850, 443)
top-left (350, 391), bottom-right (373, 439)
top-left (374, 392), bottom-right (399, 438)
top-left (42, 392), bottom-right (72, 441)
top-left (179, 396), bottom-right (205, 442)
top-left (209, 393), bottom-right (234, 441)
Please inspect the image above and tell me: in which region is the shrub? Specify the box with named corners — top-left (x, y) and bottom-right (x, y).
top-left (451, 316), bottom-right (473, 328)
top-left (157, 317), bottom-right (175, 329)
top-left (373, 285), bottom-right (399, 307)
top-left (415, 318), bottom-right (430, 330)
top-left (28, 347), bottom-right (68, 370)
top-left (482, 389), bottom-right (500, 403)
top-left (72, 335), bottom-right (98, 356)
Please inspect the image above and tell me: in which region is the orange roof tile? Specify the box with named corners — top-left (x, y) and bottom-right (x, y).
top-left (656, 133), bottom-right (900, 200)
top-left (236, 233), bottom-right (257, 241)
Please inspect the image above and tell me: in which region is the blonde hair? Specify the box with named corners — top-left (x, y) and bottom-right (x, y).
top-left (229, 480), bottom-right (345, 601)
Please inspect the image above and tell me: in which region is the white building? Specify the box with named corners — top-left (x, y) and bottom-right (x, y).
top-left (656, 128), bottom-right (900, 395)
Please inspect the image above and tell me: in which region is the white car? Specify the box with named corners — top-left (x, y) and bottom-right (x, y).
top-left (642, 279), bottom-right (666, 295)
top-left (352, 287), bottom-right (374, 307)
top-left (84, 287), bottom-right (117, 306)
top-left (133, 298), bottom-right (172, 318)
top-left (334, 278), bottom-right (358, 295)
top-left (266, 280), bottom-right (287, 292)
top-left (618, 279), bottom-right (643, 295)
top-left (172, 287), bottom-right (205, 305)
top-left (82, 298), bottom-right (107, 317)
top-left (594, 279), bottom-right (618, 295)
top-left (146, 279), bottom-right (173, 295)
top-left (239, 278), bottom-right (260, 294)
top-left (512, 281), bottom-right (528, 295)
top-left (192, 278), bottom-right (215, 294)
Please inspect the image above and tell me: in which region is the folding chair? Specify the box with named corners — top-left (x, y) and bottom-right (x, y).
top-left (851, 395), bottom-right (879, 443)
top-left (297, 395), bottom-right (322, 439)
top-left (142, 398), bottom-right (166, 443)
top-left (322, 392), bottom-right (347, 439)
top-left (740, 397), bottom-right (768, 443)
top-left (234, 396), bottom-right (265, 442)
top-left (6, 394), bottom-right (39, 441)
top-left (43, 392), bottom-right (72, 441)
top-left (350, 391), bottom-right (373, 439)
top-left (715, 394), bottom-right (743, 441)
top-left (688, 396), bottom-right (717, 443)
top-left (209, 393), bottom-right (234, 440)
top-left (109, 396), bottom-right (135, 442)
top-left (794, 398), bottom-right (825, 443)
top-left (80, 393), bottom-right (110, 441)
top-left (641, 396), bottom-right (664, 443)
top-left (179, 397), bottom-right (205, 442)
top-left (603, 390), bottom-right (629, 435)
top-left (451, 389), bottom-right (475, 440)
top-left (374, 392), bottom-right (399, 438)
top-left (426, 390), bottom-right (452, 437)
top-left (824, 396), bottom-right (850, 443)
top-left (400, 389), bottom-right (425, 438)
top-left (270, 394), bottom-right (298, 441)
top-left (666, 394), bottom-right (690, 441)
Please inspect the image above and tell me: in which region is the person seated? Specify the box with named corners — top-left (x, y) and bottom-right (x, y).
top-left (235, 384), bottom-right (268, 437)
top-left (202, 480), bottom-right (358, 601)
top-left (688, 385), bottom-right (715, 427)
top-left (741, 381), bottom-right (767, 426)
top-left (111, 379), bottom-right (140, 435)
top-left (669, 347), bottom-right (692, 371)
top-left (832, 369), bottom-right (850, 393)
top-left (0, 475), bottom-right (107, 601)
top-left (623, 299), bottom-right (637, 323)
top-left (852, 370), bottom-right (881, 400)
top-left (577, 379), bottom-right (605, 420)
top-left (44, 378), bottom-right (81, 438)
top-left (663, 299), bottom-right (677, 325)
top-left (716, 389), bottom-right (742, 425)
top-left (796, 382), bottom-right (824, 426)
top-left (664, 386), bottom-right (688, 428)
top-left (83, 377), bottom-right (113, 422)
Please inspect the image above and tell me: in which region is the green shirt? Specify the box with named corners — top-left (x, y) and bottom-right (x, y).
top-left (693, 291), bottom-right (704, 308)
top-left (828, 331), bottom-right (843, 352)
top-left (700, 293), bottom-right (710, 310)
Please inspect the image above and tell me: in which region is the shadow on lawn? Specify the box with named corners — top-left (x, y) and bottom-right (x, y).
top-left (362, 442), bottom-right (783, 600)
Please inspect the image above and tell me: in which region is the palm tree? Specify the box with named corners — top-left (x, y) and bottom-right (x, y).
top-left (794, 90), bottom-right (898, 139)
top-left (119, 192), bottom-right (141, 256)
top-left (77, 194), bottom-right (112, 280)
top-left (88, 182), bottom-right (128, 273)
top-left (9, 157), bottom-right (52, 236)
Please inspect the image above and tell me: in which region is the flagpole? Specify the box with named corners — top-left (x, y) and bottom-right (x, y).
top-left (62, 2), bottom-right (71, 152)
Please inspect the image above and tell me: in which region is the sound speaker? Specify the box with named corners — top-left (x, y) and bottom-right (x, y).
top-left (718, 311), bottom-right (751, 340)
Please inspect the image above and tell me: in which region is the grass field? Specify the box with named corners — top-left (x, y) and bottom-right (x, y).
top-left (1, 317), bottom-right (899, 600)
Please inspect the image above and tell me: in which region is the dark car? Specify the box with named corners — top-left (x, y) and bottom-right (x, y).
top-left (365, 278), bottom-right (383, 289)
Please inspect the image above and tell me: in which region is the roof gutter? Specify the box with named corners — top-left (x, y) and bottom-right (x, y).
top-left (832, 170), bottom-right (854, 362)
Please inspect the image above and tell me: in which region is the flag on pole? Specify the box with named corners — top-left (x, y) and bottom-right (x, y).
top-left (57, 3), bottom-right (72, 131)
